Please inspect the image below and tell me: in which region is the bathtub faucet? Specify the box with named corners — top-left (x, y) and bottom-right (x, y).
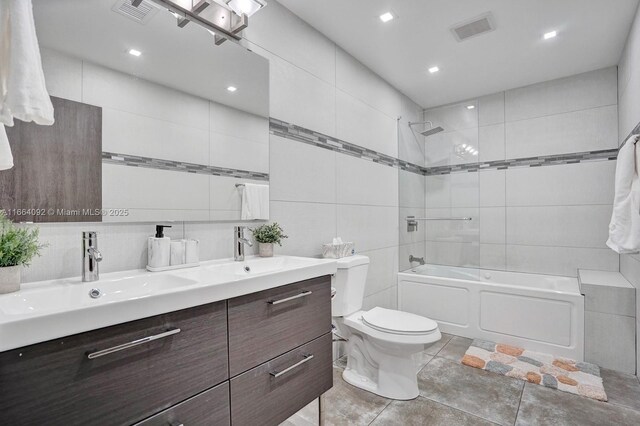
top-left (409, 255), bottom-right (425, 265)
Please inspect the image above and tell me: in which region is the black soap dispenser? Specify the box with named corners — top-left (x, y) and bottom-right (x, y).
top-left (147, 225), bottom-right (172, 270)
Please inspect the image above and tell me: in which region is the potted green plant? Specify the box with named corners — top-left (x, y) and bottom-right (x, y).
top-left (251, 223), bottom-right (288, 257)
top-left (0, 211), bottom-right (45, 294)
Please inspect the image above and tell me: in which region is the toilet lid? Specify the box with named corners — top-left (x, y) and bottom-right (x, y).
top-left (362, 307), bottom-right (438, 335)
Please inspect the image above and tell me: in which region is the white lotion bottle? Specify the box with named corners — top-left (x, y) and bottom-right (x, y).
top-left (148, 225), bottom-right (171, 269)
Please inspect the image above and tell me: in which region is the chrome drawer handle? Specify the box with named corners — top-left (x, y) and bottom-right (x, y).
top-left (87, 328), bottom-right (181, 359)
top-left (270, 354), bottom-right (314, 378)
top-left (267, 290), bottom-right (312, 305)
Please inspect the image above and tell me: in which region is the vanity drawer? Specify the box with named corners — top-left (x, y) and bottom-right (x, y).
top-left (230, 332), bottom-right (333, 426)
top-left (135, 382), bottom-right (230, 426)
top-left (0, 301), bottom-right (228, 426)
top-left (228, 275), bottom-right (332, 376)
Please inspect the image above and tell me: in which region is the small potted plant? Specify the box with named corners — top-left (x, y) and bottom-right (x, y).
top-left (251, 223), bottom-right (288, 257)
top-left (0, 211), bottom-right (45, 294)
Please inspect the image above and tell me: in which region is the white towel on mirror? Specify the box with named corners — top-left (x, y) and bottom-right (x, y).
top-left (606, 135), bottom-right (640, 254)
top-left (0, 0), bottom-right (54, 127)
top-left (0, 125), bottom-right (13, 170)
top-left (240, 183), bottom-right (269, 220)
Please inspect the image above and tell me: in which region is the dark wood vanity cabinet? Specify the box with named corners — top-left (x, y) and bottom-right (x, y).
top-left (0, 301), bottom-right (229, 425)
top-left (228, 275), bottom-right (332, 376)
top-left (0, 275), bottom-right (333, 426)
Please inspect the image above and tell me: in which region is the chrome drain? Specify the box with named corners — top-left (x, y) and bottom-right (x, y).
top-left (89, 288), bottom-right (102, 299)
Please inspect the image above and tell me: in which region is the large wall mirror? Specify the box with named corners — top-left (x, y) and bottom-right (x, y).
top-left (0, 0), bottom-right (269, 223)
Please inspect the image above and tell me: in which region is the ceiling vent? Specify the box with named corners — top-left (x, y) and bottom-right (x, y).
top-left (450, 12), bottom-right (495, 42)
top-left (112, 0), bottom-right (159, 24)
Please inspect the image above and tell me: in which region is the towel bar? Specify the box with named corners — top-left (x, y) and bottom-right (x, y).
top-left (406, 216), bottom-right (472, 221)
top-left (406, 215), bottom-right (472, 232)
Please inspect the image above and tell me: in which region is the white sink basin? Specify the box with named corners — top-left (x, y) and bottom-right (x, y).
top-left (0, 255), bottom-right (337, 352)
top-left (0, 274), bottom-right (199, 317)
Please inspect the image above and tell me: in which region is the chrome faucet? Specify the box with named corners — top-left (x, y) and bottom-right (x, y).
top-left (409, 255), bottom-right (425, 266)
top-left (234, 226), bottom-right (253, 261)
top-left (82, 231), bottom-right (103, 282)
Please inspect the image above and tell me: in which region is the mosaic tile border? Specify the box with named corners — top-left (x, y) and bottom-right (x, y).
top-left (102, 152), bottom-right (269, 181)
top-left (269, 118), bottom-right (425, 175)
top-left (270, 118), bottom-right (620, 177)
top-left (424, 149), bottom-right (619, 176)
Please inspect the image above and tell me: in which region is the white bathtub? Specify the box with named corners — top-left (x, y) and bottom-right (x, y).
top-left (398, 264), bottom-right (584, 360)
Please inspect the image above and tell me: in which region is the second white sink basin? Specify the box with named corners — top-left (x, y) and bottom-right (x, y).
top-left (205, 256), bottom-right (319, 277)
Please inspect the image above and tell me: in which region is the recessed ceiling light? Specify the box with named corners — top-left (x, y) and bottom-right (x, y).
top-left (128, 49), bottom-right (142, 57)
top-left (379, 12), bottom-right (394, 23)
top-left (466, 105), bottom-right (475, 110)
top-left (428, 66), bottom-right (440, 74)
top-left (543, 30), bottom-right (557, 40)
top-left (227, 86), bottom-right (237, 92)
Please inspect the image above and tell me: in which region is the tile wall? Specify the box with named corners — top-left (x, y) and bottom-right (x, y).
top-left (617, 1), bottom-right (640, 374)
top-left (415, 67), bottom-right (620, 277)
top-left (243, 0), bottom-right (426, 310)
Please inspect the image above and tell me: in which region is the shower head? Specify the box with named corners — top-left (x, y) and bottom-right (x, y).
top-left (420, 126), bottom-right (444, 137)
top-left (409, 121), bottom-right (445, 137)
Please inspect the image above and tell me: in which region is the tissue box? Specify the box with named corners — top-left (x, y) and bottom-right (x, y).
top-left (322, 242), bottom-right (354, 258)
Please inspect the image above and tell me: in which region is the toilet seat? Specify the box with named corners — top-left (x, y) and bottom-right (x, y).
top-left (362, 307), bottom-right (438, 336)
top-left (343, 309), bottom-right (441, 346)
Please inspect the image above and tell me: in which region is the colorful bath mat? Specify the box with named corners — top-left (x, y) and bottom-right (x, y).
top-left (461, 339), bottom-right (607, 402)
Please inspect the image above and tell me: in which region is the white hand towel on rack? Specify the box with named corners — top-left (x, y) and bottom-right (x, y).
top-left (606, 135), bottom-right (640, 254)
top-left (240, 183), bottom-right (270, 220)
top-left (0, 0), bottom-right (54, 170)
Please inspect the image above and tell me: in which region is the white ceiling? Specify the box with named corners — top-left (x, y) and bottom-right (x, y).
top-left (33, 0), bottom-right (269, 117)
top-left (278, 0), bottom-right (639, 108)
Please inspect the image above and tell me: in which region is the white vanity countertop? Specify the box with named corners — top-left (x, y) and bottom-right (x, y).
top-left (0, 255), bottom-right (337, 352)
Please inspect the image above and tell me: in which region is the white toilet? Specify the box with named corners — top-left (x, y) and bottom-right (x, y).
top-left (332, 255), bottom-right (441, 400)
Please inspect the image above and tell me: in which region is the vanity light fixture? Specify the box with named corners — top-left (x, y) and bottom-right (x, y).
top-left (379, 12), bottom-right (394, 23)
top-left (128, 48), bottom-right (142, 57)
top-left (141, 0), bottom-right (264, 46)
top-left (466, 105), bottom-right (475, 110)
top-left (543, 30), bottom-right (557, 40)
top-left (227, 86), bottom-right (237, 92)
top-left (226, 0), bottom-right (266, 17)
top-left (428, 66), bottom-right (440, 74)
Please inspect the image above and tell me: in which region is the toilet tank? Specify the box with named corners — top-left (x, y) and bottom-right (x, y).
top-left (331, 255), bottom-right (370, 317)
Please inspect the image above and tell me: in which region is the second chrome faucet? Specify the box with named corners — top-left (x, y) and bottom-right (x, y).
top-left (234, 226), bottom-right (253, 261)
